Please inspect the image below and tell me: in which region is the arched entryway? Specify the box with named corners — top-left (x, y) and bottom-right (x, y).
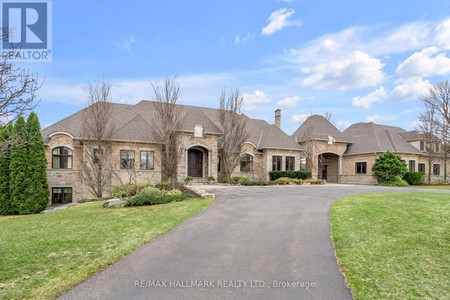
top-left (186, 145), bottom-right (210, 179)
top-left (188, 149), bottom-right (203, 177)
top-left (317, 152), bottom-right (342, 183)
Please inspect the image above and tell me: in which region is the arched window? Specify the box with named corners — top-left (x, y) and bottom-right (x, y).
top-left (240, 154), bottom-right (253, 172)
top-left (52, 147), bottom-right (73, 169)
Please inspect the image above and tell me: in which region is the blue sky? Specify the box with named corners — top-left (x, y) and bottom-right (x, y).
top-left (26, 0), bottom-right (450, 134)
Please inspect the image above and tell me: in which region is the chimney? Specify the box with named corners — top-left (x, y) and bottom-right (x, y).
top-left (275, 109), bottom-right (281, 128)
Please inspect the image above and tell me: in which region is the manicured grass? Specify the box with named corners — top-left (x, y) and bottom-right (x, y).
top-left (0, 198), bottom-right (213, 299)
top-left (408, 185), bottom-right (450, 191)
top-left (330, 193), bottom-right (449, 299)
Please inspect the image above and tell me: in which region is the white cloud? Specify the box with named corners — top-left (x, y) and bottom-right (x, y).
top-left (301, 51), bottom-right (385, 89)
top-left (336, 120), bottom-right (352, 131)
top-left (390, 77), bottom-right (432, 102)
top-left (113, 35), bottom-right (136, 56)
top-left (435, 19), bottom-right (450, 50)
top-left (291, 113), bottom-right (309, 124)
top-left (286, 19), bottom-right (450, 70)
top-left (235, 31), bottom-right (255, 45)
top-left (242, 90), bottom-right (272, 110)
top-left (38, 79), bottom-right (88, 106)
top-left (276, 95), bottom-right (312, 107)
top-left (277, 0), bottom-right (295, 2)
top-left (38, 72), bottom-right (238, 106)
top-left (366, 114), bottom-right (399, 123)
top-left (352, 87), bottom-right (387, 109)
top-left (396, 46), bottom-right (450, 77)
top-left (408, 120), bottom-right (422, 129)
top-left (261, 8), bottom-right (302, 36)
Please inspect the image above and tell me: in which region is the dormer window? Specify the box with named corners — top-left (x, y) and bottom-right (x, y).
top-left (420, 141), bottom-right (424, 151)
top-left (194, 125), bottom-right (204, 138)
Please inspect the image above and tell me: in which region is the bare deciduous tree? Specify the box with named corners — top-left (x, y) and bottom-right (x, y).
top-left (80, 80), bottom-right (115, 198)
top-left (416, 102), bottom-right (440, 184)
top-left (420, 80), bottom-right (450, 182)
top-left (300, 125), bottom-right (328, 179)
top-left (150, 77), bottom-right (182, 189)
top-left (217, 88), bottom-right (249, 180)
top-left (0, 30), bottom-right (41, 154)
top-left (111, 143), bottom-right (146, 198)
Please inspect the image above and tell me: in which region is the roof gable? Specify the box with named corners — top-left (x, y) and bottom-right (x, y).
top-left (292, 115), bottom-right (348, 142)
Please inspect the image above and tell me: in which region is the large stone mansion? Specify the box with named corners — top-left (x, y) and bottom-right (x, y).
top-left (42, 100), bottom-right (448, 204)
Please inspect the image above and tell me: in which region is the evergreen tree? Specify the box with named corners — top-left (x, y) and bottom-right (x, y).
top-left (371, 151), bottom-right (408, 183)
top-left (21, 113), bottom-right (49, 214)
top-left (0, 124), bottom-right (13, 215)
top-left (9, 117), bottom-right (30, 214)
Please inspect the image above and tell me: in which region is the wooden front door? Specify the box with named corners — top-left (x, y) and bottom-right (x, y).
top-left (322, 164), bottom-right (328, 180)
top-left (188, 149), bottom-right (203, 177)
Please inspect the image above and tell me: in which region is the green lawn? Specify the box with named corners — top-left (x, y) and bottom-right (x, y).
top-left (0, 198), bottom-right (213, 299)
top-left (330, 193), bottom-right (449, 299)
top-left (408, 185), bottom-right (450, 191)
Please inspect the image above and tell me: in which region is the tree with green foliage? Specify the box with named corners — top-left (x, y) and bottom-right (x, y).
top-left (0, 124), bottom-right (13, 215)
top-left (372, 151), bottom-right (408, 183)
top-left (20, 113), bottom-right (49, 214)
top-left (9, 116), bottom-right (29, 214)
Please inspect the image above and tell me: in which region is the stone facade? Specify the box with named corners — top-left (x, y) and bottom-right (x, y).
top-left (46, 133), bottom-right (164, 203)
top-left (44, 118), bottom-right (450, 205)
top-left (177, 132), bottom-right (219, 182)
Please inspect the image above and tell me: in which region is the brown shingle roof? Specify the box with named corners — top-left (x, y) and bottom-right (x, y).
top-left (291, 114), bottom-right (349, 142)
top-left (42, 100), bottom-right (304, 151)
top-left (342, 122), bottom-right (423, 155)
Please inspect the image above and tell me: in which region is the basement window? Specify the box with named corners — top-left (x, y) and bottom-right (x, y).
top-left (52, 187), bottom-right (73, 205)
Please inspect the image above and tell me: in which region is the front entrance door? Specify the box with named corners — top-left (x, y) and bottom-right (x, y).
top-left (188, 149), bottom-right (203, 177)
top-left (322, 164), bottom-right (328, 180)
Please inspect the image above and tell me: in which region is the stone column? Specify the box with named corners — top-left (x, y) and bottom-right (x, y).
top-left (208, 150), bottom-right (212, 178)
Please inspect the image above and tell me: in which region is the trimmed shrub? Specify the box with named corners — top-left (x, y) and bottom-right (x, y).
top-left (305, 179), bottom-right (324, 185)
top-left (238, 176), bottom-right (252, 184)
top-left (269, 171), bottom-right (311, 181)
top-left (156, 181), bottom-right (169, 190)
top-left (403, 172), bottom-right (424, 185)
top-left (274, 177), bottom-right (294, 183)
top-left (166, 189), bottom-right (183, 196)
top-left (240, 180), bottom-right (268, 186)
top-left (110, 183), bottom-right (153, 198)
top-left (378, 177), bottom-right (409, 187)
top-left (125, 192), bottom-right (192, 207)
top-left (207, 176), bottom-right (215, 181)
top-left (139, 187), bottom-right (162, 196)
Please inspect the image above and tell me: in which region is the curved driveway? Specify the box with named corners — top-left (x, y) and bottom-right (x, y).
top-left (59, 185), bottom-right (449, 300)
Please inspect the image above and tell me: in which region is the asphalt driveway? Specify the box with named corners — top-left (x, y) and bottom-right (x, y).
top-left (59, 185), bottom-right (450, 300)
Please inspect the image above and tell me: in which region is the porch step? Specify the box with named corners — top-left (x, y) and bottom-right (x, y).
top-left (191, 178), bottom-right (208, 185)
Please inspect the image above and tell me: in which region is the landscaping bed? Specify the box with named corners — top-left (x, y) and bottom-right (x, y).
top-left (0, 198), bottom-right (213, 299)
top-left (330, 193), bottom-right (449, 299)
